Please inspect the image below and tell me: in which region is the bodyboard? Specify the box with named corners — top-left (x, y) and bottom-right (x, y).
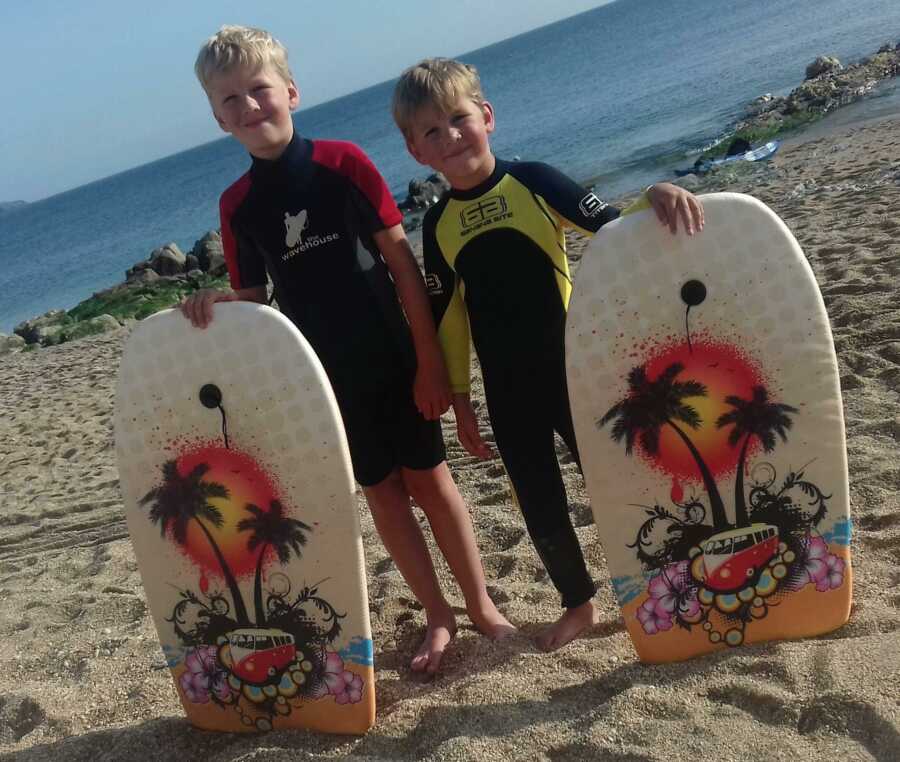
top-left (115, 302), bottom-right (375, 732)
top-left (566, 192), bottom-right (852, 663)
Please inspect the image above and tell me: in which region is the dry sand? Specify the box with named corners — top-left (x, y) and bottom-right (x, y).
top-left (1, 117), bottom-right (899, 761)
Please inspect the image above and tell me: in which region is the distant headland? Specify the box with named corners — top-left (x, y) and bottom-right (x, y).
top-left (0, 200), bottom-right (27, 216)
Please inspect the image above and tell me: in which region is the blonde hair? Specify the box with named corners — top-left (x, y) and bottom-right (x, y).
top-left (195, 25), bottom-right (293, 92)
top-left (392, 58), bottom-right (484, 135)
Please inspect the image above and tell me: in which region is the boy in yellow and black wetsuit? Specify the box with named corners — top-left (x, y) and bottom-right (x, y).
top-left (392, 58), bottom-right (705, 651)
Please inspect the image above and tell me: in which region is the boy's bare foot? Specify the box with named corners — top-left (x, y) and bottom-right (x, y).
top-left (467, 593), bottom-right (517, 640)
top-left (410, 608), bottom-right (457, 675)
top-left (536, 599), bottom-right (600, 652)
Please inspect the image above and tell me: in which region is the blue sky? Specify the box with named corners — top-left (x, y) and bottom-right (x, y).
top-left (1, 1), bottom-right (609, 202)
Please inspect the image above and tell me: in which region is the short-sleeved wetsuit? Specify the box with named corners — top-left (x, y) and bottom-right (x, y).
top-left (221, 133), bottom-right (445, 486)
top-left (423, 158), bottom-right (625, 609)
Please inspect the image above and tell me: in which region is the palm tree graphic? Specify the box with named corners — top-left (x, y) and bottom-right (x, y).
top-left (598, 362), bottom-right (730, 532)
top-left (716, 386), bottom-right (798, 526)
top-left (140, 460), bottom-right (251, 625)
top-left (238, 500), bottom-right (313, 626)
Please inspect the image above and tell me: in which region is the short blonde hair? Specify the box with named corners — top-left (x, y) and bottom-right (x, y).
top-left (195, 25), bottom-right (293, 93)
top-left (392, 58), bottom-right (484, 136)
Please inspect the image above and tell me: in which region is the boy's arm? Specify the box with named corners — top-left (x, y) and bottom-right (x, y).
top-left (374, 224), bottom-right (451, 421)
top-left (420, 212), bottom-right (471, 397)
top-left (509, 162), bottom-right (620, 236)
top-left (511, 163), bottom-right (702, 236)
top-left (418, 215), bottom-right (492, 458)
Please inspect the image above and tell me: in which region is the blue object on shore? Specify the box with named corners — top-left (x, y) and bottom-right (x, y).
top-left (675, 140), bottom-right (781, 176)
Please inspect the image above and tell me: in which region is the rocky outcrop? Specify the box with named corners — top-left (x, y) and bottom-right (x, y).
top-left (14, 310), bottom-right (69, 346)
top-left (12, 309), bottom-right (122, 349)
top-left (7, 228), bottom-right (231, 355)
top-left (125, 232), bottom-right (225, 282)
top-left (738, 44), bottom-right (900, 136)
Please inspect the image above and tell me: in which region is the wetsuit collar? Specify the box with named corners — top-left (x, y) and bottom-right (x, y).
top-left (250, 131), bottom-right (312, 182)
top-left (448, 157), bottom-right (510, 201)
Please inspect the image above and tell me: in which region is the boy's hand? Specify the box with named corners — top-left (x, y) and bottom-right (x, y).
top-left (180, 288), bottom-right (240, 329)
top-left (452, 393), bottom-right (494, 459)
top-left (414, 350), bottom-right (452, 420)
top-left (647, 183), bottom-right (704, 236)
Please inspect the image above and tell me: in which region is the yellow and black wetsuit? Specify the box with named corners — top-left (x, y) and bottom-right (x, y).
top-left (424, 158), bottom-right (645, 609)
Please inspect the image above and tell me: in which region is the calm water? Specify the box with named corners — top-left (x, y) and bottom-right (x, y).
top-left (2, 0), bottom-right (900, 332)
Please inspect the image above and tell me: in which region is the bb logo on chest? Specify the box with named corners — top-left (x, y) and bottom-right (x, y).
top-left (459, 195), bottom-right (512, 236)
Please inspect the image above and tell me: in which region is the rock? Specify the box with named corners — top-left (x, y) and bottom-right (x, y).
top-left (790, 78), bottom-right (838, 110)
top-left (206, 251), bottom-right (227, 277)
top-left (61, 314), bottom-right (122, 343)
top-left (805, 56), bottom-right (842, 80)
top-left (128, 268), bottom-right (160, 285)
top-left (88, 314), bottom-right (121, 331)
top-left (0, 333), bottom-right (26, 355)
top-left (125, 260), bottom-right (152, 280)
top-left (192, 231), bottom-right (224, 271)
top-left (13, 309), bottom-right (68, 344)
top-left (92, 283), bottom-right (129, 301)
top-left (185, 253), bottom-right (200, 272)
top-left (398, 172), bottom-right (450, 211)
top-left (745, 93), bottom-right (786, 117)
top-left (149, 243), bottom-right (186, 275)
top-left (33, 323), bottom-right (68, 346)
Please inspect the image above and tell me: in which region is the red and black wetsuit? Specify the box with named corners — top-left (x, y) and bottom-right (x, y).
top-left (221, 133), bottom-right (444, 486)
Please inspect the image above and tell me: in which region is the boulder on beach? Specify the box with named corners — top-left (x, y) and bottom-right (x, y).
top-left (191, 231), bottom-right (226, 276)
top-left (148, 243), bottom-right (186, 276)
top-left (0, 333), bottom-right (26, 356)
top-left (60, 314), bottom-right (122, 343)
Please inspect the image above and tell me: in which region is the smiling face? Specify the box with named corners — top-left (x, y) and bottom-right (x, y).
top-left (206, 63), bottom-right (299, 160)
top-left (405, 97), bottom-right (496, 190)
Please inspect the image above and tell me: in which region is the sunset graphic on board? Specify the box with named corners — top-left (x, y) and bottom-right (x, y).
top-left (597, 334), bottom-right (847, 655)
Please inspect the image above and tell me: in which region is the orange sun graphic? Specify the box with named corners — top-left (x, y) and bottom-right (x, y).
top-left (637, 339), bottom-right (768, 495)
top-left (174, 445), bottom-right (282, 579)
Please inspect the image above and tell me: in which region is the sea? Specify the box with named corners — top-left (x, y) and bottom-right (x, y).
top-left (2, 0), bottom-right (900, 333)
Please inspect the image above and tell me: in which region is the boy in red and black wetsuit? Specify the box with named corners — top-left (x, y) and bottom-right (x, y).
top-left (393, 58), bottom-right (705, 651)
top-left (182, 28), bottom-right (513, 675)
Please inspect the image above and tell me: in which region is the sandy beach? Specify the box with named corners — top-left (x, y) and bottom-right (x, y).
top-left (1, 115), bottom-right (899, 761)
